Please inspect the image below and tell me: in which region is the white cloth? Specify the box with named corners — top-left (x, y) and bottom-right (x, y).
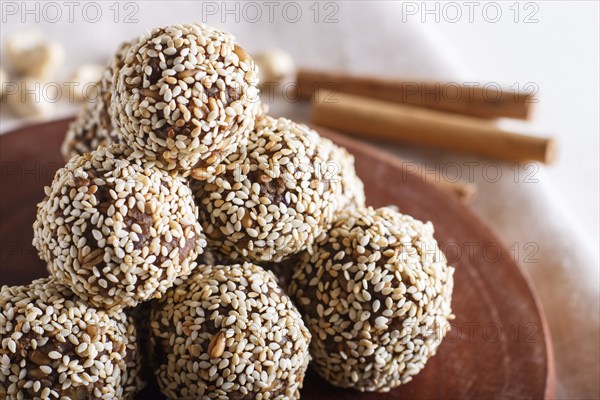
top-left (1, 2), bottom-right (598, 398)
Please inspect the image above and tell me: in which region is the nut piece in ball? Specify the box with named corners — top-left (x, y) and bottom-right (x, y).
top-left (0, 278), bottom-right (140, 399)
top-left (150, 262), bottom-right (311, 400)
top-left (288, 207), bottom-right (455, 392)
top-left (191, 115), bottom-right (343, 263)
top-left (112, 23), bottom-right (260, 178)
top-left (33, 144), bottom-right (206, 310)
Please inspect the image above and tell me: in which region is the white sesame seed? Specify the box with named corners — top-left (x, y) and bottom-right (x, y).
top-left (39, 365), bottom-right (52, 375)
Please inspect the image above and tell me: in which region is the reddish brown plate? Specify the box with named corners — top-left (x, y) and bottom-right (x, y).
top-left (0, 118), bottom-right (554, 399)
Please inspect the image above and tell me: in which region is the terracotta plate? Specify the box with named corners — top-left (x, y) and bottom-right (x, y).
top-left (0, 118), bottom-right (554, 399)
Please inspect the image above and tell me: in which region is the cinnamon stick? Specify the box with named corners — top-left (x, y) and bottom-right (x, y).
top-left (311, 92), bottom-right (555, 164)
top-left (297, 69), bottom-right (534, 120)
top-left (400, 165), bottom-right (477, 203)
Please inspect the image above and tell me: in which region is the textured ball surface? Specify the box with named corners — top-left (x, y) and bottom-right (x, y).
top-left (62, 98), bottom-right (120, 162)
top-left (150, 262), bottom-right (311, 400)
top-left (0, 278), bottom-right (140, 399)
top-left (191, 116), bottom-right (343, 263)
top-left (288, 207), bottom-right (454, 392)
top-left (33, 144), bottom-right (206, 310)
top-left (112, 23), bottom-right (260, 177)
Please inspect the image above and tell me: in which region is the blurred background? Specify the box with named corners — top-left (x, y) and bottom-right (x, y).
top-left (1, 1), bottom-right (598, 399)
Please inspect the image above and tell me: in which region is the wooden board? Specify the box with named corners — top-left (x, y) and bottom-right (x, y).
top-left (0, 118), bottom-right (554, 399)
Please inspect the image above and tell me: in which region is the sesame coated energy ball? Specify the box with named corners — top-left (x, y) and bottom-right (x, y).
top-left (191, 115), bottom-right (343, 263)
top-left (288, 207), bottom-right (455, 392)
top-left (62, 98), bottom-right (120, 162)
top-left (33, 144), bottom-right (206, 311)
top-left (0, 278), bottom-right (141, 400)
top-left (112, 23), bottom-right (260, 178)
top-left (150, 262), bottom-right (311, 400)
top-left (61, 41), bottom-right (132, 161)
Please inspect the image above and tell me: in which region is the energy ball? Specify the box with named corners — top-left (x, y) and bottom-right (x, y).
top-left (62, 99), bottom-right (119, 162)
top-left (33, 144), bottom-right (206, 311)
top-left (62, 41), bottom-right (131, 161)
top-left (288, 207), bottom-right (454, 392)
top-left (150, 262), bottom-right (311, 400)
top-left (112, 23), bottom-right (260, 178)
top-left (191, 115), bottom-right (342, 263)
top-left (0, 278), bottom-right (140, 399)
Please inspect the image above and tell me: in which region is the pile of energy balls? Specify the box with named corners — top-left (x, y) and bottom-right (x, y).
top-left (1, 23), bottom-right (454, 400)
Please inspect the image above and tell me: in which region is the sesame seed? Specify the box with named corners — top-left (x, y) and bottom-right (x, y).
top-left (39, 365), bottom-right (52, 375)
